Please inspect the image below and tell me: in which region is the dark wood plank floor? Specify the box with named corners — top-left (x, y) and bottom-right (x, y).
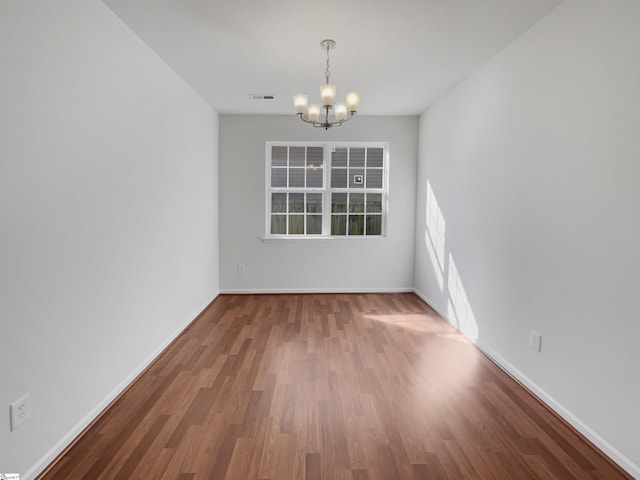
top-left (39, 293), bottom-right (631, 479)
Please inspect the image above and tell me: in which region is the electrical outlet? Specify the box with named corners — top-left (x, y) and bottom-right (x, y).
top-left (529, 330), bottom-right (542, 352)
top-left (394, 263), bottom-right (401, 273)
top-left (10, 394), bottom-right (31, 431)
top-left (238, 263), bottom-right (246, 274)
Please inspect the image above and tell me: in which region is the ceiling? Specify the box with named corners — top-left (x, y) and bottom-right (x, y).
top-left (103, 0), bottom-right (563, 116)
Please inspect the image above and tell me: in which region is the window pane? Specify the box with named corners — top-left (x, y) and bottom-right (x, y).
top-left (307, 215), bottom-right (322, 234)
top-left (307, 193), bottom-right (322, 213)
top-left (366, 214), bottom-right (382, 235)
top-left (289, 193), bottom-right (304, 213)
top-left (272, 193), bottom-right (286, 213)
top-left (307, 167), bottom-right (323, 188)
top-left (349, 169), bottom-right (365, 188)
top-left (271, 168), bottom-right (287, 187)
top-left (290, 147), bottom-right (305, 167)
top-left (331, 215), bottom-right (347, 235)
top-left (367, 148), bottom-right (384, 168)
top-left (349, 193), bottom-right (365, 213)
top-left (349, 215), bottom-right (365, 235)
top-left (331, 168), bottom-right (347, 188)
top-left (272, 146), bottom-right (287, 166)
top-left (332, 148), bottom-right (347, 167)
top-left (307, 147), bottom-right (323, 167)
top-left (289, 167), bottom-right (305, 187)
top-left (366, 169), bottom-right (383, 188)
top-left (271, 215), bottom-right (286, 234)
top-left (350, 148), bottom-right (365, 167)
top-left (332, 193), bottom-right (347, 213)
top-left (289, 215), bottom-right (304, 234)
top-left (366, 193), bottom-right (382, 213)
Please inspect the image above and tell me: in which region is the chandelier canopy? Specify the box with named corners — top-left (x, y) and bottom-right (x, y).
top-left (293, 39), bottom-right (360, 130)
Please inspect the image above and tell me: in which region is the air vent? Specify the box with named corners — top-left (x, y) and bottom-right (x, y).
top-left (249, 94), bottom-right (276, 100)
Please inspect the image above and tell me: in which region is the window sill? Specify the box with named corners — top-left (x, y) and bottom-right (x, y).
top-left (261, 235), bottom-right (387, 243)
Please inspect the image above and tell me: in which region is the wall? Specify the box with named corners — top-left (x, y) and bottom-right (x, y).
top-left (219, 115), bottom-right (418, 293)
top-left (414, 0), bottom-right (640, 476)
top-left (0, 1), bottom-right (219, 477)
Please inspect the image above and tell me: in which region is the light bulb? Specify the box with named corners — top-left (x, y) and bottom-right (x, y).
top-left (293, 94), bottom-right (308, 114)
top-left (307, 104), bottom-right (321, 122)
top-left (334, 103), bottom-right (348, 121)
top-left (320, 84), bottom-right (336, 107)
top-left (346, 92), bottom-right (360, 113)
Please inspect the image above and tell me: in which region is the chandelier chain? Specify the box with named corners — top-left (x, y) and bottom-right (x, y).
top-left (325, 43), bottom-right (331, 84)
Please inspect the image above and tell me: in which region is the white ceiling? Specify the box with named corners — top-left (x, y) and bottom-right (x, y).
top-left (104, 0), bottom-right (563, 116)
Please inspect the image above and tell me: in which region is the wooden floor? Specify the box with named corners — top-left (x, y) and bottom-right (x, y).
top-left (39, 293), bottom-right (630, 480)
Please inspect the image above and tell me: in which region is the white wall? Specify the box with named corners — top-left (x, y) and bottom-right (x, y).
top-left (414, 0), bottom-right (640, 476)
top-left (219, 115), bottom-right (418, 292)
top-left (0, 1), bottom-right (219, 477)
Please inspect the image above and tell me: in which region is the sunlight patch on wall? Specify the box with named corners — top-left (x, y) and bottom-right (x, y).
top-left (425, 181), bottom-right (446, 292)
top-left (422, 179), bottom-right (479, 343)
top-left (447, 254), bottom-right (479, 342)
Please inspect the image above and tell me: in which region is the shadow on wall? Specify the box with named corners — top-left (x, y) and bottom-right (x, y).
top-left (424, 181), bottom-right (479, 342)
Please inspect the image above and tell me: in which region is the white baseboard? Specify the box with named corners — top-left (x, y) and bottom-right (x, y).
top-left (412, 288), bottom-right (448, 319)
top-left (476, 342), bottom-right (639, 479)
top-left (220, 287), bottom-right (414, 294)
top-left (413, 288), bottom-right (639, 479)
top-left (24, 291), bottom-right (220, 480)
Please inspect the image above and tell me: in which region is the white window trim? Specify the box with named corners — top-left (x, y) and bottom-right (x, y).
top-left (264, 141), bottom-right (389, 239)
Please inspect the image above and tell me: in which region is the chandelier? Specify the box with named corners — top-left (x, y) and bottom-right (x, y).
top-left (293, 39), bottom-right (360, 130)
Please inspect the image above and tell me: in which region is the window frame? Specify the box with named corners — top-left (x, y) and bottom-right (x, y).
top-left (265, 141), bottom-right (389, 239)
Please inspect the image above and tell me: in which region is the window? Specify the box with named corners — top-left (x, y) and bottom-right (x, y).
top-left (266, 142), bottom-right (388, 237)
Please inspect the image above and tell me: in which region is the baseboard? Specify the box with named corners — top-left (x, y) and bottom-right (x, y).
top-left (26, 290), bottom-right (220, 480)
top-left (413, 288), bottom-right (639, 480)
top-left (476, 342), bottom-right (639, 479)
top-left (220, 287), bottom-right (414, 294)
top-left (412, 288), bottom-right (448, 319)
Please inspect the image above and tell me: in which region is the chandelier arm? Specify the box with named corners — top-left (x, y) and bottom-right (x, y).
top-left (297, 111), bottom-right (355, 130)
top-left (297, 113), bottom-right (317, 125)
